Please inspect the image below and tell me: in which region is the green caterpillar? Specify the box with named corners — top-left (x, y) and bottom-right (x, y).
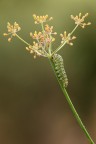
top-left (52, 54), bottom-right (68, 87)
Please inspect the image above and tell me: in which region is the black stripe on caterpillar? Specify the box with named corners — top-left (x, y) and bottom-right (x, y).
top-left (52, 54), bottom-right (68, 87)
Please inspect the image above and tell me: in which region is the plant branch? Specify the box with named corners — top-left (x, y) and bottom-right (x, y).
top-left (15, 34), bottom-right (45, 56)
top-left (52, 24), bottom-right (78, 55)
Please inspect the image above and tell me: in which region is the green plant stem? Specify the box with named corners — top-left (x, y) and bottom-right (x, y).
top-left (49, 57), bottom-right (95, 144)
top-left (15, 33), bottom-right (30, 46)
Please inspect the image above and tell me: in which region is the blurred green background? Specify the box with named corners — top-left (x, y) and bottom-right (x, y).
top-left (0, 0), bottom-right (96, 144)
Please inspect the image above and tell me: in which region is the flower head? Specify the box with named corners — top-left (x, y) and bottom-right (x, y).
top-left (45, 24), bottom-right (53, 34)
top-left (33, 14), bottom-right (53, 24)
top-left (30, 31), bottom-right (43, 40)
top-left (71, 13), bottom-right (91, 28)
top-left (44, 24), bottom-right (57, 35)
top-left (30, 24), bottom-right (57, 49)
top-left (26, 41), bottom-right (46, 58)
top-left (60, 31), bottom-right (76, 46)
top-left (3, 22), bottom-right (21, 42)
top-left (26, 45), bottom-right (38, 59)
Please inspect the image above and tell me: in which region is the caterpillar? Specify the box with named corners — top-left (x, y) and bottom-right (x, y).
top-left (52, 54), bottom-right (68, 88)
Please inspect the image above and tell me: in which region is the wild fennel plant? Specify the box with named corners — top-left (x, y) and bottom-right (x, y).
top-left (4, 13), bottom-right (95, 144)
